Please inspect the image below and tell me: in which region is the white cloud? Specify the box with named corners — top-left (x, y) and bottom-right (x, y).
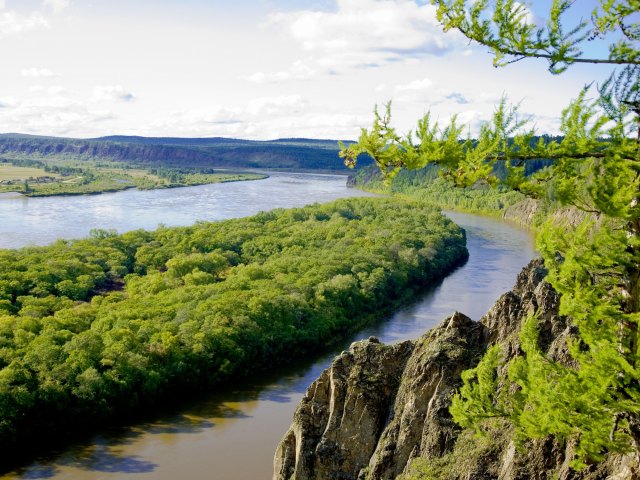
top-left (394, 78), bottom-right (435, 94)
top-left (0, 90), bottom-right (114, 136)
top-left (145, 108), bottom-right (245, 137)
top-left (245, 61), bottom-right (316, 83)
top-left (246, 94), bottom-right (306, 116)
top-left (523, 111), bottom-right (560, 135)
top-left (477, 92), bottom-right (503, 104)
top-left (92, 85), bottom-right (136, 103)
top-left (0, 1), bottom-right (71, 38)
top-left (457, 109), bottom-right (488, 131)
top-left (254, 111), bottom-right (371, 139)
top-left (0, 96), bottom-right (18, 109)
top-left (146, 107), bottom-right (369, 140)
top-left (42, 0), bottom-right (70, 14)
top-left (266, 0), bottom-right (465, 72)
top-left (376, 77), bottom-right (470, 106)
top-left (141, 94), bottom-right (369, 139)
top-left (513, 2), bottom-right (540, 26)
top-left (21, 67), bottom-right (57, 78)
top-left (28, 85), bottom-right (68, 95)
top-left (0, 10), bottom-right (48, 38)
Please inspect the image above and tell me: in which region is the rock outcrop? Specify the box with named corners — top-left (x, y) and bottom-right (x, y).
top-left (501, 198), bottom-right (591, 231)
top-left (273, 259), bottom-right (638, 480)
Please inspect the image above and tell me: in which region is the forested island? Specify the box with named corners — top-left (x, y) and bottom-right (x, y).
top-left (0, 197), bottom-right (466, 457)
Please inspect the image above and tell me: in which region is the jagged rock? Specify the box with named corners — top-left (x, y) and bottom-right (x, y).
top-left (274, 339), bottom-right (415, 480)
top-left (364, 312), bottom-right (485, 480)
top-left (273, 259), bottom-right (639, 480)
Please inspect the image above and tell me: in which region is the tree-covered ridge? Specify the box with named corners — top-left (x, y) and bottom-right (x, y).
top-left (0, 133), bottom-right (372, 172)
top-left (0, 197), bottom-right (467, 455)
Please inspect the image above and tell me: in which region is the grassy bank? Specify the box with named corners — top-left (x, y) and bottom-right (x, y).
top-left (0, 161), bottom-right (267, 197)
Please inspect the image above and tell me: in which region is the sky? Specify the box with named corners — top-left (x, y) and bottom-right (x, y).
top-left (0, 0), bottom-right (621, 139)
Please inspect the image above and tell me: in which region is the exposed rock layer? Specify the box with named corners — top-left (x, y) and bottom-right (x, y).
top-left (274, 259), bottom-right (638, 480)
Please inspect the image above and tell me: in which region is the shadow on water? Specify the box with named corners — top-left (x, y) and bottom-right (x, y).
top-left (11, 446), bottom-right (156, 479)
top-left (1, 346), bottom-right (348, 478)
top-left (2, 389), bottom-right (260, 477)
top-left (61, 444), bottom-right (157, 474)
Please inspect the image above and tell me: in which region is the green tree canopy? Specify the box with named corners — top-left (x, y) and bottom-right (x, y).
top-left (340, 0), bottom-right (639, 469)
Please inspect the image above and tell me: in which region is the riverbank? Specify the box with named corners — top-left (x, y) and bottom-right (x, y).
top-left (1, 172), bottom-right (268, 197)
top-left (348, 170), bottom-right (588, 235)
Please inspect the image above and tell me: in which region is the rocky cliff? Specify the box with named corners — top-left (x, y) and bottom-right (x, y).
top-left (501, 198), bottom-right (591, 231)
top-left (273, 259), bottom-right (638, 480)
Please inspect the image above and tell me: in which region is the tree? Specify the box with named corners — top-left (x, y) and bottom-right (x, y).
top-left (340, 0), bottom-right (639, 469)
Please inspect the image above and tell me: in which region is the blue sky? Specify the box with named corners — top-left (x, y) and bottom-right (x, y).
top-left (0, 0), bottom-right (625, 139)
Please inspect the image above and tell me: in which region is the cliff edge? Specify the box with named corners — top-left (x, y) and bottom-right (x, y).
top-left (273, 259), bottom-right (638, 480)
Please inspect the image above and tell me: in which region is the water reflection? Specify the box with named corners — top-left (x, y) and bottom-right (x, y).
top-left (13, 442), bottom-right (158, 479)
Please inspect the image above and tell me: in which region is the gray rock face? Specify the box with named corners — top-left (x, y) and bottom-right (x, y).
top-left (274, 338), bottom-right (415, 480)
top-left (273, 259), bottom-right (638, 480)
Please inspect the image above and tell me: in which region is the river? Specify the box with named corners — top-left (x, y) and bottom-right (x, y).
top-left (0, 173), bottom-right (375, 249)
top-left (0, 175), bottom-right (535, 480)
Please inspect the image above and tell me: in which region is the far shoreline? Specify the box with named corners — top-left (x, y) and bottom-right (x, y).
top-left (0, 171), bottom-right (269, 198)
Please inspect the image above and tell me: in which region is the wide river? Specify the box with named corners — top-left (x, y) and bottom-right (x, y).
top-left (0, 173), bottom-right (375, 249)
top-left (0, 173), bottom-right (535, 480)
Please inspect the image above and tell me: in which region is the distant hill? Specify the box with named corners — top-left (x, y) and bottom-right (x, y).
top-left (0, 134), bottom-right (371, 171)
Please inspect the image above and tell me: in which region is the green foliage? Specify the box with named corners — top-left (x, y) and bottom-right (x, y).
top-left (433, 0), bottom-right (639, 73)
top-left (344, 0), bottom-right (639, 468)
top-left (0, 197), bottom-right (467, 452)
top-left (352, 163), bottom-right (528, 218)
top-left (400, 422), bottom-right (511, 480)
top-left (450, 344), bottom-right (505, 428)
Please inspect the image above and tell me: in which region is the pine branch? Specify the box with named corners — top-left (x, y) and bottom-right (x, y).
top-left (454, 23), bottom-right (640, 66)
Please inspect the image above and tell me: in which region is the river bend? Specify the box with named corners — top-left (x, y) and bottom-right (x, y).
top-left (0, 175), bottom-right (535, 479)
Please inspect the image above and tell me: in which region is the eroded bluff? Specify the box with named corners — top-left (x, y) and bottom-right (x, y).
top-left (273, 259), bottom-right (638, 480)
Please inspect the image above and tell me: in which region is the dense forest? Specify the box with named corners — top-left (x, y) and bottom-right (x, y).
top-left (0, 134), bottom-right (372, 171)
top-left (0, 197), bottom-right (466, 458)
top-left (350, 164), bottom-right (528, 217)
